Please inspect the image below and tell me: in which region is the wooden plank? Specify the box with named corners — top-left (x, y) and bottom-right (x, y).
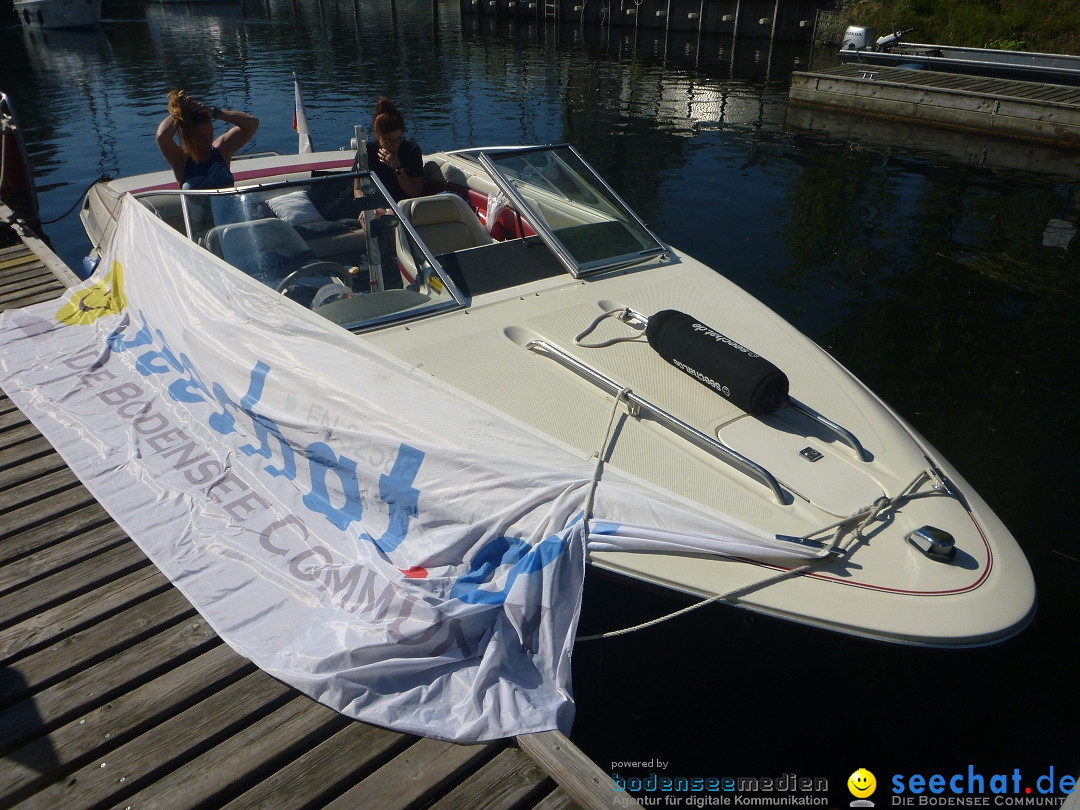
top-left (518, 731), bottom-right (644, 810)
top-left (0, 484), bottom-right (100, 546)
top-left (1038, 87), bottom-right (1080, 103)
top-left (0, 620), bottom-right (229, 756)
top-left (0, 262), bottom-right (57, 285)
top-left (0, 203), bottom-right (83, 288)
top-left (428, 746), bottom-right (553, 810)
top-left (0, 517), bottom-right (128, 596)
top-left (0, 391), bottom-right (22, 413)
top-left (1, 588), bottom-right (196, 702)
top-left (322, 736), bottom-right (499, 810)
top-left (0, 270), bottom-right (57, 295)
top-left (0, 446), bottom-right (70, 492)
top-left (0, 254), bottom-right (40, 273)
top-left (7, 671), bottom-right (293, 810)
top-left (0, 402), bottom-right (31, 431)
top-left (0, 243), bottom-right (33, 261)
top-left (0, 500), bottom-right (116, 564)
top-left (219, 722), bottom-right (414, 810)
top-left (0, 466), bottom-right (82, 514)
top-left (0, 420), bottom-right (48, 454)
top-left (0, 278), bottom-right (65, 305)
top-left (789, 69), bottom-right (1080, 147)
top-left (0, 564), bottom-right (163, 661)
top-left (0, 642), bottom-right (247, 803)
top-left (0, 254), bottom-right (46, 274)
top-left (532, 790), bottom-right (583, 810)
top-left (0, 541), bottom-right (152, 630)
top-left (0, 287), bottom-right (71, 308)
top-left (109, 694), bottom-right (350, 809)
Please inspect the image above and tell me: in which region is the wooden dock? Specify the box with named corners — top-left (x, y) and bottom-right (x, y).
top-left (0, 207), bottom-right (638, 810)
top-left (788, 63), bottom-right (1080, 147)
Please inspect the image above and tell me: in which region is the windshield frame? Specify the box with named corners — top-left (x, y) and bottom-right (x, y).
top-left (131, 170), bottom-right (468, 332)
top-left (469, 144), bottom-right (668, 277)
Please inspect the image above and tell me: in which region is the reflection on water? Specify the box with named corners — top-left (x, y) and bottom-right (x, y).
top-left (2, 0), bottom-right (1078, 788)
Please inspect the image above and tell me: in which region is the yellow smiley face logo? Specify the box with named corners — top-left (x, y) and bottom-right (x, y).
top-left (848, 768), bottom-right (877, 798)
top-left (56, 261), bottom-right (127, 326)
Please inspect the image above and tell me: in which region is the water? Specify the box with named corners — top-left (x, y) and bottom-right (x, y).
top-left (3, 1), bottom-right (1079, 802)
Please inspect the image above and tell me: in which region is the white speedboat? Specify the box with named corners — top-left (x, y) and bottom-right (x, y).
top-left (79, 141), bottom-right (1035, 650)
top-left (14, 0), bottom-right (101, 28)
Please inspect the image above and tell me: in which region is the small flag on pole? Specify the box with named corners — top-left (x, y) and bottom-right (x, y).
top-left (293, 78), bottom-right (313, 154)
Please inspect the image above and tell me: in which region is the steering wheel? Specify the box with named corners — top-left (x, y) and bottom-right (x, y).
top-left (275, 261), bottom-right (357, 297)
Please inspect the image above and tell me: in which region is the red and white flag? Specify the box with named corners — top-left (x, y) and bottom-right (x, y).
top-left (293, 78), bottom-right (313, 154)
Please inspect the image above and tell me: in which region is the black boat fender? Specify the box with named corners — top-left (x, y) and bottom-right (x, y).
top-left (645, 309), bottom-right (790, 415)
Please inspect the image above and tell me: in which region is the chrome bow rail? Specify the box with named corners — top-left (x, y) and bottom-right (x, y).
top-left (787, 397), bottom-right (869, 462)
top-left (526, 338), bottom-right (789, 504)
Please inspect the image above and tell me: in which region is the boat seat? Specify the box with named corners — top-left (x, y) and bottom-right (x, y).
top-left (202, 217), bottom-right (316, 282)
top-left (395, 193), bottom-right (493, 284)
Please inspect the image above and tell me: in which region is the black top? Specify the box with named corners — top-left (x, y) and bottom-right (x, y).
top-left (182, 146), bottom-right (234, 189)
top-left (352, 139), bottom-right (423, 202)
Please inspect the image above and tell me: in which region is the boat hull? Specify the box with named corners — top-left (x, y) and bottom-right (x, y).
top-left (14, 0), bottom-right (101, 28)
top-left (75, 146), bottom-right (1037, 647)
top-left (0, 93), bottom-right (40, 226)
top-left (838, 43), bottom-right (1080, 86)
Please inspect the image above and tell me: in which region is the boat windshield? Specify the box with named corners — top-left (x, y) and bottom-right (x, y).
top-left (474, 144), bottom-right (667, 276)
top-left (131, 171), bottom-right (464, 332)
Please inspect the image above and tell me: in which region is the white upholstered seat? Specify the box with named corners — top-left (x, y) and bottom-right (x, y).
top-left (394, 194), bottom-right (492, 283)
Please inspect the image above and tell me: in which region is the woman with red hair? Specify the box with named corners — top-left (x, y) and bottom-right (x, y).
top-left (352, 96), bottom-right (423, 202)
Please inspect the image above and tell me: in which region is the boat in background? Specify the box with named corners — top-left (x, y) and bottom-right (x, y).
top-left (13, 0), bottom-right (101, 28)
top-left (0, 91), bottom-right (40, 228)
top-left (838, 26), bottom-right (1080, 86)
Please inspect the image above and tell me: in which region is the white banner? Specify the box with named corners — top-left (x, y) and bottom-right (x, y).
top-left (0, 199), bottom-right (815, 741)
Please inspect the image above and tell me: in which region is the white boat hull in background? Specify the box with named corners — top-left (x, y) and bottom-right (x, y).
top-left (14, 0), bottom-right (101, 28)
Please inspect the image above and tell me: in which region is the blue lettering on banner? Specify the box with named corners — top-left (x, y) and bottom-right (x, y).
top-left (450, 534), bottom-right (566, 605)
top-left (303, 440), bottom-right (366, 530)
top-left (362, 444), bottom-right (424, 553)
top-left (104, 308), bottom-right (567, 607)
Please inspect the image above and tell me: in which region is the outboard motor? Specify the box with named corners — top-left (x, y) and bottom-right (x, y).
top-left (645, 310), bottom-right (790, 416)
top-left (841, 25), bottom-right (875, 51)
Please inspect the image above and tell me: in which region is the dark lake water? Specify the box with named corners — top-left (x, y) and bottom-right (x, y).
top-left (3, 0), bottom-right (1078, 803)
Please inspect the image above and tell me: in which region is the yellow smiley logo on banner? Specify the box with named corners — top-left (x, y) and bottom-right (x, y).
top-left (56, 261), bottom-right (127, 325)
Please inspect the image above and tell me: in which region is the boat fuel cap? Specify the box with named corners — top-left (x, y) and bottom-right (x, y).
top-left (906, 525), bottom-right (956, 562)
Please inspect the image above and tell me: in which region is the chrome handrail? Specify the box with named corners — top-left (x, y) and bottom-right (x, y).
top-left (788, 397), bottom-right (869, 462)
top-left (526, 339), bottom-right (789, 505)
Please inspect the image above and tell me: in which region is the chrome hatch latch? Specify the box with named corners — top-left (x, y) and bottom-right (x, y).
top-left (906, 525), bottom-right (957, 563)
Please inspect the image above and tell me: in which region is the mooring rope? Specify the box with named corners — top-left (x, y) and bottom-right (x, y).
top-left (39, 174), bottom-right (113, 226)
top-left (576, 464), bottom-right (946, 642)
top-left (579, 384), bottom-right (633, 544)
